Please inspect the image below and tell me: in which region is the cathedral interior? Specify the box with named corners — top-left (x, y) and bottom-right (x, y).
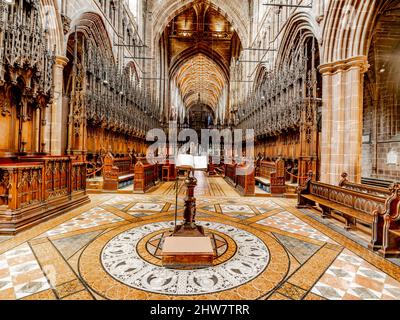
top-left (1, 0), bottom-right (400, 302)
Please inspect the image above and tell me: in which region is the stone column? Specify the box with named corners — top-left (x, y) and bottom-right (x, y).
top-left (50, 56), bottom-right (69, 156)
top-left (319, 56), bottom-right (369, 184)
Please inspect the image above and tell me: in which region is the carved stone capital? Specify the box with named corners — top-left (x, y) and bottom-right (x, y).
top-left (54, 56), bottom-right (69, 68)
top-left (319, 56), bottom-right (370, 75)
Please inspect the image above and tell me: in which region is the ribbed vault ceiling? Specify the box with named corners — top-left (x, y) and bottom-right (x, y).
top-left (174, 53), bottom-right (226, 110)
top-left (163, 0), bottom-right (243, 116)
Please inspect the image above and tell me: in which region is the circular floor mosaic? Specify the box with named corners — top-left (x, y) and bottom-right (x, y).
top-left (101, 221), bottom-right (270, 295)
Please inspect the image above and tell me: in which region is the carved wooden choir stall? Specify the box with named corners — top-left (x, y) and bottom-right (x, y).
top-left (256, 158), bottom-right (286, 195)
top-left (298, 172), bottom-right (400, 258)
top-left (102, 153), bottom-right (135, 191)
top-left (235, 35), bottom-right (321, 185)
top-left (0, 157), bottom-right (88, 235)
top-left (65, 20), bottom-right (158, 187)
top-left (0, 1), bottom-right (89, 235)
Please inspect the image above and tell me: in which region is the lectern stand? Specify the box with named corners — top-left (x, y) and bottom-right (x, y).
top-left (161, 155), bottom-right (214, 268)
top-left (172, 174), bottom-right (205, 237)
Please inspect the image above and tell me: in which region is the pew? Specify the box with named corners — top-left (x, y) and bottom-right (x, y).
top-left (224, 162), bottom-right (255, 196)
top-left (103, 153), bottom-right (135, 191)
top-left (134, 158), bottom-right (157, 193)
top-left (256, 158), bottom-right (286, 195)
top-left (208, 163), bottom-right (217, 176)
top-left (361, 177), bottom-right (394, 189)
top-left (339, 173), bottom-right (391, 198)
top-left (224, 163), bottom-right (237, 186)
top-left (236, 163), bottom-right (255, 196)
top-left (0, 157), bottom-right (89, 235)
top-left (381, 189), bottom-right (400, 257)
top-left (340, 173), bottom-right (400, 257)
top-left (215, 165), bottom-right (224, 175)
top-left (297, 172), bottom-right (400, 253)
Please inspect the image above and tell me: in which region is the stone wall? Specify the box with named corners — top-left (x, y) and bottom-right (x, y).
top-left (361, 3), bottom-right (400, 181)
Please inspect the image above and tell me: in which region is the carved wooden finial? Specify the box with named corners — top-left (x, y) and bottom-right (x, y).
top-left (389, 183), bottom-right (400, 194)
top-left (339, 172), bottom-right (349, 187)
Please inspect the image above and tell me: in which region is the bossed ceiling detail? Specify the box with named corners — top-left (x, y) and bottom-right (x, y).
top-left (174, 53), bottom-right (226, 109)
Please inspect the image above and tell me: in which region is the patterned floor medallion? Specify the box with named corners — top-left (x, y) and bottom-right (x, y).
top-left (100, 221), bottom-right (270, 295)
top-left (3, 175), bottom-right (400, 300)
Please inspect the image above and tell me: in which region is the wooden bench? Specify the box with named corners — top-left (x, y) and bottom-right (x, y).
top-left (215, 166), bottom-right (224, 175)
top-left (339, 173), bottom-right (400, 258)
top-left (380, 185), bottom-right (400, 257)
top-left (236, 163), bottom-right (255, 196)
top-left (161, 161), bottom-right (176, 182)
top-left (297, 172), bottom-right (388, 250)
top-left (223, 162), bottom-right (255, 196)
top-left (256, 159), bottom-right (286, 195)
top-left (340, 173), bottom-right (392, 198)
top-left (361, 177), bottom-right (394, 189)
top-left (224, 163), bottom-right (237, 186)
top-left (103, 153), bottom-right (134, 191)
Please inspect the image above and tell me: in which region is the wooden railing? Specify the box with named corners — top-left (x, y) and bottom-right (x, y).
top-left (0, 157), bottom-right (89, 235)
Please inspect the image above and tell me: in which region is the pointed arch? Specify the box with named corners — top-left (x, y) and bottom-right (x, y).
top-left (253, 64), bottom-right (268, 91)
top-left (275, 12), bottom-right (320, 69)
top-left (40, 0), bottom-right (64, 56)
top-left (320, 0), bottom-right (396, 64)
top-left (67, 11), bottom-right (114, 62)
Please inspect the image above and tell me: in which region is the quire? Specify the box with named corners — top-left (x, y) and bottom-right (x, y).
top-left (0, 0), bottom-right (399, 303)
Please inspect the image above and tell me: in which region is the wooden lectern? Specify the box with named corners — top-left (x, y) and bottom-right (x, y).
top-left (161, 154), bottom-right (214, 268)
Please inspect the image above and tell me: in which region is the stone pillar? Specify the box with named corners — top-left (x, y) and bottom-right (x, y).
top-left (50, 56), bottom-right (69, 156)
top-left (319, 56), bottom-right (369, 184)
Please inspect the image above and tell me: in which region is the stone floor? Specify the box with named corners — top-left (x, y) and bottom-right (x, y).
top-left (1, 173), bottom-right (400, 300)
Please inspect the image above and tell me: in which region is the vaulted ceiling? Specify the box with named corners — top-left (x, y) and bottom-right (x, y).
top-left (163, 0), bottom-right (242, 112)
top-left (174, 54), bottom-right (226, 110)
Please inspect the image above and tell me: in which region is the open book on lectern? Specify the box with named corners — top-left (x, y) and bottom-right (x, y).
top-left (175, 154), bottom-right (208, 171)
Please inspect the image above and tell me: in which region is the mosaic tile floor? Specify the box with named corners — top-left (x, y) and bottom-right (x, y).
top-left (41, 207), bottom-right (123, 238)
top-left (0, 244), bottom-right (50, 299)
top-left (0, 174), bottom-right (400, 300)
top-left (256, 211), bottom-right (336, 243)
